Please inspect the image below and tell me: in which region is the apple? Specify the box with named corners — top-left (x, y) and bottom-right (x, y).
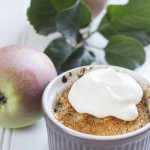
top-left (83, 0), bottom-right (108, 18)
top-left (0, 45), bottom-right (57, 128)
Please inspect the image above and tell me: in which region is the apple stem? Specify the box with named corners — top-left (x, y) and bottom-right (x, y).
top-left (0, 93), bottom-right (7, 105)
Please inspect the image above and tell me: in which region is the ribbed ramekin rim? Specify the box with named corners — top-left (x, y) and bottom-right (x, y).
top-left (42, 65), bottom-right (150, 141)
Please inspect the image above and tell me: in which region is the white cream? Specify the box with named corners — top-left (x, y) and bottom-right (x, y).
top-left (68, 68), bottom-right (143, 121)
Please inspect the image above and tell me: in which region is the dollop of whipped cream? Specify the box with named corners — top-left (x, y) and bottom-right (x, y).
top-left (68, 68), bottom-right (143, 121)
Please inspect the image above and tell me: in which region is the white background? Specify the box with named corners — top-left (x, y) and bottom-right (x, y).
top-left (0, 0), bottom-right (150, 150)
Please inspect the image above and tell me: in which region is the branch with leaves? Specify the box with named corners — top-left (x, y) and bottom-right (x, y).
top-left (27, 0), bottom-right (150, 74)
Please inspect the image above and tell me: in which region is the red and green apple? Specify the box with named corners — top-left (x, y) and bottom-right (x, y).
top-left (0, 45), bottom-right (57, 128)
top-left (83, 0), bottom-right (108, 18)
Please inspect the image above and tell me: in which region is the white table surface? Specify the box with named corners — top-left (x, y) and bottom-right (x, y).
top-left (0, 0), bottom-right (150, 150)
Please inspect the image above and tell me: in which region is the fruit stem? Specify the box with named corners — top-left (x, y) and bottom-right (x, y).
top-left (0, 93), bottom-right (7, 105)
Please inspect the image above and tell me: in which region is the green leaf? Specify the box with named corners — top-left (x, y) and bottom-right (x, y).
top-left (27, 0), bottom-right (58, 35)
top-left (105, 35), bottom-right (145, 70)
top-left (51, 0), bottom-right (77, 12)
top-left (44, 37), bottom-right (74, 72)
top-left (60, 46), bottom-right (95, 73)
top-left (99, 0), bottom-right (150, 45)
top-left (44, 37), bottom-right (95, 74)
top-left (56, 1), bottom-right (92, 44)
top-left (125, 31), bottom-right (150, 46)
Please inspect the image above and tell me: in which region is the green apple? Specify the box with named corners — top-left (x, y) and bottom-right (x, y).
top-left (0, 45), bottom-right (57, 128)
top-left (83, 0), bottom-right (108, 18)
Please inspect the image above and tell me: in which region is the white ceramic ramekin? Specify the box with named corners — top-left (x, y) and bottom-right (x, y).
top-left (42, 65), bottom-right (150, 150)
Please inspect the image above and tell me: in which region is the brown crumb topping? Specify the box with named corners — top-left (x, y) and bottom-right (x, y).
top-left (54, 90), bottom-right (150, 136)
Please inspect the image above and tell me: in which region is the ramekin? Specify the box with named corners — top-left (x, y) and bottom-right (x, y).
top-left (42, 65), bottom-right (150, 150)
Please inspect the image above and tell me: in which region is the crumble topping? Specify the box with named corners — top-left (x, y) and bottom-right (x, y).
top-left (54, 90), bottom-right (150, 136)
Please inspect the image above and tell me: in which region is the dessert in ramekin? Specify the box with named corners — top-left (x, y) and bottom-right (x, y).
top-left (42, 65), bottom-right (150, 150)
